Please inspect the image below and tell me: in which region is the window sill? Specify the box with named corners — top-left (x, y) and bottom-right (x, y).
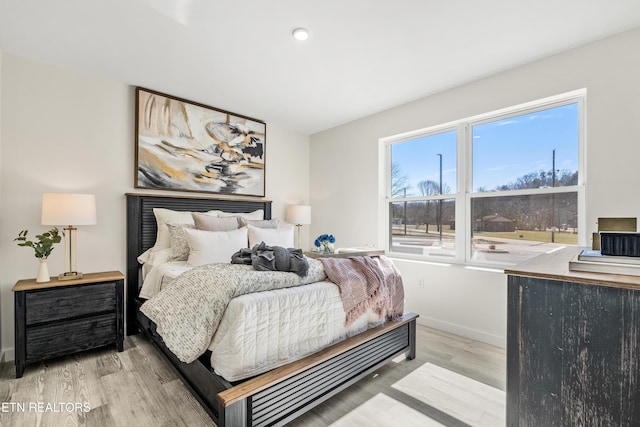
top-left (388, 253), bottom-right (506, 273)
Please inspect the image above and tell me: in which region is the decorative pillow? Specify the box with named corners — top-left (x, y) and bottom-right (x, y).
top-left (166, 223), bottom-right (195, 261)
top-left (185, 227), bottom-right (249, 266)
top-left (213, 209), bottom-right (264, 221)
top-left (248, 224), bottom-right (295, 248)
top-left (192, 212), bottom-right (240, 231)
top-left (152, 208), bottom-right (218, 252)
top-left (237, 218), bottom-right (279, 228)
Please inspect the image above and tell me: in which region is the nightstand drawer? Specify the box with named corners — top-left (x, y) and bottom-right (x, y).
top-left (26, 312), bottom-right (117, 362)
top-left (26, 281), bottom-right (116, 325)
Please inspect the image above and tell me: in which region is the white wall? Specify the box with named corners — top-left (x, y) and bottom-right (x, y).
top-left (0, 54), bottom-right (311, 360)
top-left (310, 27), bottom-right (640, 347)
top-left (3, 28), bottom-right (638, 359)
top-left (0, 50), bottom-right (4, 362)
top-left (265, 125), bottom-right (312, 248)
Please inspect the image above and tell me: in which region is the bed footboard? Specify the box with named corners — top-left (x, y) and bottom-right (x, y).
top-left (218, 313), bottom-right (418, 427)
top-left (138, 310), bottom-right (417, 427)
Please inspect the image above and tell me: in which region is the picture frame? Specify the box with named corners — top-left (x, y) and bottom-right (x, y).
top-left (135, 87), bottom-right (266, 197)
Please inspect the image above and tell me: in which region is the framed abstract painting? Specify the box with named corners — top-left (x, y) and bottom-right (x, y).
top-left (135, 87), bottom-right (266, 197)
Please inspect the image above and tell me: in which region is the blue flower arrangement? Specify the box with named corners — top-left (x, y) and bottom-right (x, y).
top-left (314, 234), bottom-right (336, 254)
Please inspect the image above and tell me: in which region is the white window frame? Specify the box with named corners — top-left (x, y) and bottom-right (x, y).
top-left (382, 89), bottom-right (587, 267)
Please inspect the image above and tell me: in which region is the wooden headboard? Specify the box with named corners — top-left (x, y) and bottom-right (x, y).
top-left (125, 193), bottom-right (272, 335)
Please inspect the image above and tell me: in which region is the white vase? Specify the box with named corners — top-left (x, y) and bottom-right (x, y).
top-left (36, 258), bottom-right (50, 283)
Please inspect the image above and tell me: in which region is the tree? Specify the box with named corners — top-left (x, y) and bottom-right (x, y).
top-left (390, 162), bottom-right (412, 234)
top-left (416, 180), bottom-right (451, 233)
top-left (503, 169), bottom-right (578, 191)
top-left (391, 162), bottom-right (410, 198)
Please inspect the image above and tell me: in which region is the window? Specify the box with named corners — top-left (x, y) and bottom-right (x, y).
top-left (389, 129), bottom-right (458, 260)
top-left (384, 91), bottom-right (585, 266)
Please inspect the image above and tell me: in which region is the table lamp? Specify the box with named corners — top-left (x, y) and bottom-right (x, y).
top-left (41, 193), bottom-right (97, 280)
top-left (287, 205), bottom-right (311, 249)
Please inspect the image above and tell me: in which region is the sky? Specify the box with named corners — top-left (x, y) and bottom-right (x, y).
top-left (391, 103), bottom-right (579, 195)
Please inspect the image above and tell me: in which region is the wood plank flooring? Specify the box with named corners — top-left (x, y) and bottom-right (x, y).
top-left (0, 325), bottom-right (505, 426)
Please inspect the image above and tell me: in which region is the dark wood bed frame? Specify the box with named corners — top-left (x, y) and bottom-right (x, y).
top-left (126, 193), bottom-right (418, 427)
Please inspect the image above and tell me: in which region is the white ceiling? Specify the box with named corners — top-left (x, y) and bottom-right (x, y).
top-left (1, 0), bottom-right (640, 134)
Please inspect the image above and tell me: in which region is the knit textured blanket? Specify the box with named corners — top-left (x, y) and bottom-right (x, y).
top-left (319, 256), bottom-right (404, 326)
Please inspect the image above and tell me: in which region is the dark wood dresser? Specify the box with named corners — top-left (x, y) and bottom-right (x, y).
top-left (505, 248), bottom-right (640, 426)
top-left (13, 271), bottom-right (125, 378)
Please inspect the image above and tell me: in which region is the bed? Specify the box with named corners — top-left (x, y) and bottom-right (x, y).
top-left (126, 193), bottom-right (418, 426)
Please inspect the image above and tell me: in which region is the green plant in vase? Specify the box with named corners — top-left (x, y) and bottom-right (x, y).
top-left (15, 228), bottom-right (61, 282)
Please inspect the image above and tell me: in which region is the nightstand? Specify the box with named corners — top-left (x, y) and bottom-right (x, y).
top-left (305, 249), bottom-right (385, 259)
top-left (13, 270), bottom-right (125, 378)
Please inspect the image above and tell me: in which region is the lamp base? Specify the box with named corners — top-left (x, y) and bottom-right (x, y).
top-left (58, 271), bottom-right (83, 281)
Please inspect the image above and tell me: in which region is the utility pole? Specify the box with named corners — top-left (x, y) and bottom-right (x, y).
top-left (551, 149), bottom-right (556, 243)
top-left (437, 153), bottom-right (443, 243)
top-left (403, 188), bottom-right (407, 235)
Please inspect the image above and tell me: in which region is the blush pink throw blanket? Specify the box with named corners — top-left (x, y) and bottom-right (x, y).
top-left (319, 256), bottom-right (404, 326)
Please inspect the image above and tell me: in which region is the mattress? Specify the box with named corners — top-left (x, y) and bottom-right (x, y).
top-left (210, 280), bottom-right (380, 381)
top-left (140, 261), bottom-right (382, 381)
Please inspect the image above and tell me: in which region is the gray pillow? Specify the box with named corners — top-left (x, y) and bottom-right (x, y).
top-left (166, 223), bottom-right (195, 261)
top-left (238, 218), bottom-right (279, 228)
top-left (192, 212), bottom-right (239, 231)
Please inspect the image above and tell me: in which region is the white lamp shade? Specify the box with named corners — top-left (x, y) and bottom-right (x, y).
top-left (287, 205), bottom-right (311, 225)
top-left (41, 193), bottom-right (97, 226)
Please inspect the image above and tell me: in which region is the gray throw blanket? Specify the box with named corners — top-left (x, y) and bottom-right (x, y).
top-left (231, 242), bottom-right (309, 277)
top-left (319, 256), bottom-right (404, 326)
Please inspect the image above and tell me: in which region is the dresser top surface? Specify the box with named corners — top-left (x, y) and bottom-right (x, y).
top-left (505, 247), bottom-right (640, 290)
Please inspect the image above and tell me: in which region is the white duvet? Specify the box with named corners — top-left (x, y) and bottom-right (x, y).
top-left (140, 261), bottom-right (382, 381)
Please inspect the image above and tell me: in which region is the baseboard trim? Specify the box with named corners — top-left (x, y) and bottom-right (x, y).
top-left (417, 316), bottom-right (506, 348)
top-left (1, 347), bottom-right (15, 363)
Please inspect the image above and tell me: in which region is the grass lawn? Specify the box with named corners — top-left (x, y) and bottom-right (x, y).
top-left (473, 230), bottom-right (578, 245)
top-left (393, 224), bottom-right (453, 235)
top-left (393, 225), bottom-right (578, 245)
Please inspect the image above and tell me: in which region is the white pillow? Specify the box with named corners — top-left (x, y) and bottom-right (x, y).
top-left (138, 247), bottom-right (171, 266)
top-left (152, 208), bottom-right (218, 251)
top-left (137, 247), bottom-right (153, 264)
top-left (248, 224), bottom-right (295, 248)
top-left (214, 209), bottom-right (264, 221)
top-left (185, 227), bottom-right (249, 266)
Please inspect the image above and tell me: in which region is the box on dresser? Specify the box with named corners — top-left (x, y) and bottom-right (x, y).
top-left (600, 232), bottom-right (640, 257)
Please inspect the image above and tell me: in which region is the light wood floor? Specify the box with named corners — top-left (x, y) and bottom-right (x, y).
top-left (0, 325), bottom-right (505, 426)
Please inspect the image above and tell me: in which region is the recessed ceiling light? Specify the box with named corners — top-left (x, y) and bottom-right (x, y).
top-left (292, 27), bottom-right (310, 41)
